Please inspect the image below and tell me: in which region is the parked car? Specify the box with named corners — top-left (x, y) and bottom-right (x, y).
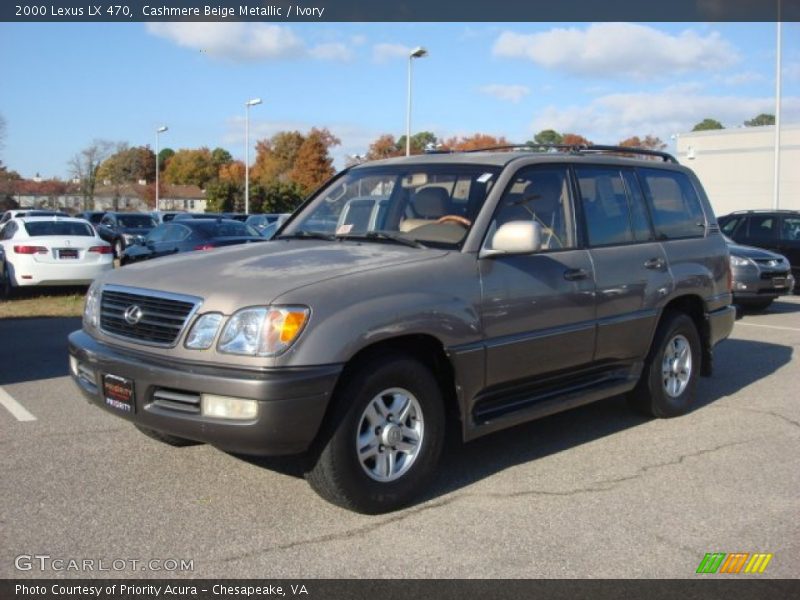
top-left (246, 213), bottom-right (291, 236)
top-left (0, 216), bottom-right (112, 294)
top-left (1, 209), bottom-right (69, 225)
top-left (76, 211), bottom-right (106, 225)
top-left (223, 213), bottom-right (249, 222)
top-left (718, 209), bottom-right (800, 291)
top-left (150, 210), bottom-right (185, 224)
top-left (69, 144), bottom-right (734, 513)
top-left (173, 213), bottom-right (224, 221)
top-left (95, 212), bottom-right (157, 257)
top-left (120, 219), bottom-right (264, 265)
top-left (725, 235), bottom-right (795, 310)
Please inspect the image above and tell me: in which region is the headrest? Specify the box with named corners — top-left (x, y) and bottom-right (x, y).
top-left (413, 187), bottom-right (451, 218)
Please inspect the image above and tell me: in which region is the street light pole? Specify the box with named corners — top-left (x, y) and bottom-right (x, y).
top-left (406, 47), bottom-right (428, 156)
top-left (773, 17), bottom-right (782, 210)
top-left (155, 125), bottom-right (168, 212)
top-left (245, 98), bottom-right (262, 214)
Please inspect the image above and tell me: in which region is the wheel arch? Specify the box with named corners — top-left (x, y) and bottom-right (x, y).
top-left (659, 294), bottom-right (712, 376)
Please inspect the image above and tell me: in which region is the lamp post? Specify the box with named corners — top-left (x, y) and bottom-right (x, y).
top-left (155, 125), bottom-right (168, 212)
top-left (245, 98), bottom-right (262, 214)
top-left (406, 46), bottom-right (428, 156)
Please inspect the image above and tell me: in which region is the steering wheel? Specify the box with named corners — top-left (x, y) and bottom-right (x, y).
top-left (435, 215), bottom-right (471, 228)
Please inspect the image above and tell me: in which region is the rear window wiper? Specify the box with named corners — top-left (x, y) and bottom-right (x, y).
top-left (276, 230), bottom-right (337, 241)
top-left (337, 231), bottom-right (427, 249)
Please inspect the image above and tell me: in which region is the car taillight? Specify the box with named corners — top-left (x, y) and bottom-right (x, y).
top-left (193, 244), bottom-right (215, 251)
top-left (13, 245), bottom-right (47, 254)
top-left (89, 245), bottom-right (113, 254)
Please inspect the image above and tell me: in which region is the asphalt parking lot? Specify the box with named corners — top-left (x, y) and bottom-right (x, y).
top-left (1, 299), bottom-right (798, 579)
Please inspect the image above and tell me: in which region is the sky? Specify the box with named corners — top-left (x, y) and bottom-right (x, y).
top-left (1, 21), bottom-right (799, 179)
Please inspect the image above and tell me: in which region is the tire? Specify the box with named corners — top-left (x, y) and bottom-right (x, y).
top-left (305, 355), bottom-right (445, 514)
top-left (134, 424), bottom-right (199, 447)
top-left (628, 311), bottom-right (701, 418)
top-left (0, 263), bottom-right (11, 300)
top-left (114, 239), bottom-right (124, 259)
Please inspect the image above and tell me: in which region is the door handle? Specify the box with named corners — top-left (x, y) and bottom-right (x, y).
top-left (563, 268), bottom-right (590, 281)
top-left (644, 257), bottom-right (666, 270)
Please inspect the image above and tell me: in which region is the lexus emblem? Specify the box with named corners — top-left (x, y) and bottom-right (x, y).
top-left (123, 305), bottom-right (143, 325)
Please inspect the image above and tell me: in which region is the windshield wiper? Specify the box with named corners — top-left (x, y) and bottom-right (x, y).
top-left (276, 230), bottom-right (337, 241)
top-left (337, 231), bottom-right (427, 249)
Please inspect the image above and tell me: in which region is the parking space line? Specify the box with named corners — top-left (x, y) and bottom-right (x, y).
top-left (0, 386), bottom-right (36, 422)
top-left (737, 322), bottom-right (800, 333)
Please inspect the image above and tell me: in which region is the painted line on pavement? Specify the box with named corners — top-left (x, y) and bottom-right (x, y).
top-left (0, 386), bottom-right (36, 422)
top-left (737, 322), bottom-right (800, 333)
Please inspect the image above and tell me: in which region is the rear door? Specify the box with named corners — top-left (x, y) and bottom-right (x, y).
top-left (479, 164), bottom-right (596, 388)
top-left (574, 165), bottom-right (670, 362)
top-left (778, 214), bottom-right (800, 284)
top-left (742, 214), bottom-right (780, 253)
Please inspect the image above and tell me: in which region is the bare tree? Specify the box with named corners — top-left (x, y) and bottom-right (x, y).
top-left (69, 139), bottom-right (114, 211)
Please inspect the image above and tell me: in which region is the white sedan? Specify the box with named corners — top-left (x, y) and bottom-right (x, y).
top-left (0, 216), bottom-right (113, 294)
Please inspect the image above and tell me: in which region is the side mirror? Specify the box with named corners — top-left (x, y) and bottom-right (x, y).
top-left (480, 221), bottom-right (542, 258)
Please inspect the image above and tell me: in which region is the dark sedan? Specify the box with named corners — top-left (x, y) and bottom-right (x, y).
top-left (120, 219), bottom-right (265, 265)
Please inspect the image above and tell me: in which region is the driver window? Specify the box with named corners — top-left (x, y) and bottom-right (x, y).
top-left (146, 224), bottom-right (168, 243)
top-left (487, 166), bottom-right (575, 251)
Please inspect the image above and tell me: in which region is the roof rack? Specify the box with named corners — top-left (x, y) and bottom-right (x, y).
top-left (463, 143), bottom-right (678, 163)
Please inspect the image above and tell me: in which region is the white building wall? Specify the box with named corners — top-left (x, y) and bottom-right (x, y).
top-left (675, 123), bottom-right (799, 217)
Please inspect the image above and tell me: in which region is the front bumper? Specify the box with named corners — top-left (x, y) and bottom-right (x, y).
top-left (731, 267), bottom-right (795, 302)
top-left (68, 329), bottom-right (342, 455)
top-left (707, 304), bottom-right (736, 348)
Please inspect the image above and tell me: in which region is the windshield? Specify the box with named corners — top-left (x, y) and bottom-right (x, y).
top-left (25, 221), bottom-right (94, 237)
top-left (194, 221), bottom-right (259, 238)
top-left (118, 215), bottom-right (155, 228)
top-left (281, 165), bottom-right (501, 248)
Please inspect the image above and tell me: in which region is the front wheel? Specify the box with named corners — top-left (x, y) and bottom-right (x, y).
top-left (0, 264), bottom-right (11, 299)
top-left (305, 355), bottom-right (445, 513)
top-left (628, 311), bottom-right (701, 418)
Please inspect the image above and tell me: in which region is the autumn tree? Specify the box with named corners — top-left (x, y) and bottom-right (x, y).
top-left (532, 129), bottom-right (563, 146)
top-left (97, 144), bottom-right (156, 184)
top-left (692, 118), bottom-right (724, 131)
top-left (219, 160), bottom-right (245, 184)
top-left (561, 133), bottom-right (592, 146)
top-left (251, 131), bottom-right (306, 185)
top-left (744, 113), bottom-right (775, 127)
top-left (287, 128), bottom-right (341, 194)
top-left (366, 134), bottom-right (403, 160)
top-left (69, 139), bottom-right (114, 210)
top-left (440, 133), bottom-right (510, 151)
top-left (618, 135), bottom-right (667, 151)
top-left (162, 147), bottom-right (217, 188)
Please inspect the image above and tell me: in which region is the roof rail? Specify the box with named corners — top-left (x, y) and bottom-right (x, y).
top-left (463, 143), bottom-right (678, 163)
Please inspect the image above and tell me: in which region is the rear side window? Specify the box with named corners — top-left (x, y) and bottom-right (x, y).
top-left (781, 216), bottom-right (800, 241)
top-left (639, 169), bottom-right (706, 240)
top-left (24, 221), bottom-right (94, 237)
top-left (746, 215), bottom-right (777, 243)
top-left (720, 215), bottom-right (743, 236)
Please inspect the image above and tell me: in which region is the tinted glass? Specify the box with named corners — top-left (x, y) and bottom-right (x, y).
top-left (720, 215), bottom-right (743, 236)
top-left (781, 216), bottom-right (800, 241)
top-left (24, 221), bottom-right (94, 237)
top-left (146, 224), bottom-right (169, 243)
top-left (1, 222), bottom-right (16, 240)
top-left (193, 220), bottom-right (257, 238)
top-left (117, 215), bottom-right (155, 228)
top-left (576, 166), bottom-right (635, 246)
top-left (164, 224), bottom-right (191, 242)
top-left (746, 215), bottom-right (777, 242)
top-left (622, 171), bottom-right (653, 241)
top-left (639, 169), bottom-right (705, 240)
top-left (487, 165), bottom-right (575, 250)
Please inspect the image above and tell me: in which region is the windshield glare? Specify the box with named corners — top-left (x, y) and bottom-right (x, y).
top-left (283, 165), bottom-right (500, 248)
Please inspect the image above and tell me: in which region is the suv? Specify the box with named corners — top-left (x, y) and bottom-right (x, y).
top-left (95, 212), bottom-right (157, 257)
top-left (68, 145), bottom-right (735, 513)
top-left (718, 210), bottom-right (800, 292)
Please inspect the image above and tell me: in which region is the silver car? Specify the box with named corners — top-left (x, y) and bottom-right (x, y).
top-left (726, 235), bottom-right (795, 310)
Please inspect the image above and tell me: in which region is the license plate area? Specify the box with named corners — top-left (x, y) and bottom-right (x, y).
top-left (59, 248), bottom-right (79, 259)
top-left (103, 374), bottom-right (135, 413)
top-left (772, 277), bottom-right (786, 288)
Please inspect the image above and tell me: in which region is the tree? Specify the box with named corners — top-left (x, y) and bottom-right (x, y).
top-left (287, 128), bottom-right (340, 194)
top-left (618, 135), bottom-right (667, 151)
top-left (69, 139), bottom-right (114, 210)
top-left (211, 147), bottom-right (233, 168)
top-left (218, 160), bottom-right (245, 184)
top-left (97, 145), bottom-right (156, 185)
top-left (251, 131), bottom-right (306, 185)
top-left (250, 180), bottom-right (305, 214)
top-left (532, 129), bottom-right (563, 146)
top-left (366, 134), bottom-right (403, 160)
top-left (561, 133), bottom-right (592, 146)
top-left (440, 133), bottom-right (510, 151)
top-left (396, 131), bottom-right (438, 154)
top-left (744, 113), bottom-right (775, 127)
top-left (692, 118), bottom-right (724, 131)
top-left (205, 180), bottom-right (242, 213)
top-left (158, 147), bottom-right (175, 170)
top-left (162, 147), bottom-right (217, 188)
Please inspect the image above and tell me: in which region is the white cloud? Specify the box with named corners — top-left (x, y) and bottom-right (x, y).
top-left (372, 43), bottom-right (412, 63)
top-left (715, 71), bottom-right (765, 86)
top-left (531, 90), bottom-right (800, 141)
top-left (479, 84), bottom-right (530, 103)
top-left (146, 23), bottom-right (353, 63)
top-left (785, 61), bottom-right (800, 82)
top-left (309, 42), bottom-right (353, 61)
top-left (350, 34), bottom-right (367, 46)
top-left (493, 23), bottom-right (738, 80)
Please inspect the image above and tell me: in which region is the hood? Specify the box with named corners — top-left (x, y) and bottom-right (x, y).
top-left (726, 241), bottom-right (783, 260)
top-left (99, 239), bottom-right (448, 312)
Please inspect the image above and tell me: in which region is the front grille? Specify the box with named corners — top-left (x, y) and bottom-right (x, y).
top-left (151, 388), bottom-right (201, 414)
top-left (760, 271), bottom-right (790, 280)
top-left (100, 286), bottom-right (199, 346)
top-left (754, 258), bottom-right (784, 267)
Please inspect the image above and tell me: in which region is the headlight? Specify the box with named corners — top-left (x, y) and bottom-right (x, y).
top-left (730, 255), bottom-right (751, 267)
top-left (83, 281), bottom-right (100, 328)
top-left (217, 306), bottom-right (309, 357)
top-left (185, 313), bottom-right (223, 350)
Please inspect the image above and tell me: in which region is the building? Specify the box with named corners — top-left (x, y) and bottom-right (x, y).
top-left (675, 123), bottom-right (799, 216)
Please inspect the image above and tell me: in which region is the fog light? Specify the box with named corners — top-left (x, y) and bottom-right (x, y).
top-left (69, 356), bottom-right (79, 376)
top-left (735, 282), bottom-right (748, 290)
top-left (200, 394), bottom-right (258, 420)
